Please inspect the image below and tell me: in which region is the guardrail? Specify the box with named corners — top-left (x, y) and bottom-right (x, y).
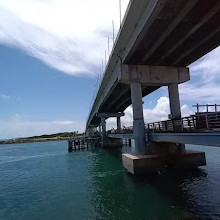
top-left (148, 112), bottom-right (220, 133)
top-left (106, 112), bottom-right (220, 134)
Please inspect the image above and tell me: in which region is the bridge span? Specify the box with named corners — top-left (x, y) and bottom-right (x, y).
top-left (85, 0), bottom-right (220, 174)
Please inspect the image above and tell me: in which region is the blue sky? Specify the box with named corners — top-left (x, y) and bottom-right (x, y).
top-left (0, 0), bottom-right (220, 139)
top-left (0, 44), bottom-right (96, 121)
top-left (0, 44), bottom-right (97, 138)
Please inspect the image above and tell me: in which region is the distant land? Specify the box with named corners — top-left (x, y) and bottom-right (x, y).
top-left (0, 132), bottom-right (82, 145)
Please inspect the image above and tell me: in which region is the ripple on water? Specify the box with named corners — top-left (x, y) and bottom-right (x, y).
top-left (0, 141), bottom-right (219, 220)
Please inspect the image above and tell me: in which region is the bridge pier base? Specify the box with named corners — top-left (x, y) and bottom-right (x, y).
top-left (122, 142), bottom-right (206, 175)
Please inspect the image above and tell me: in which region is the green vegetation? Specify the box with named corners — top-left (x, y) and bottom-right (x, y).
top-left (26, 132), bottom-right (81, 140)
top-left (0, 132), bottom-right (83, 145)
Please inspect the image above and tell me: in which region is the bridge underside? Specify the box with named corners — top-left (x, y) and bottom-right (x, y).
top-left (124, 0), bottom-right (220, 67)
top-left (90, 83), bottom-right (159, 126)
top-left (87, 0), bottom-right (220, 128)
top-left (86, 0), bottom-right (220, 174)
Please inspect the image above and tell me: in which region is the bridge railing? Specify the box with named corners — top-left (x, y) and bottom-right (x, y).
top-left (107, 126), bottom-right (133, 135)
top-left (148, 112), bottom-right (220, 133)
top-left (147, 116), bottom-right (196, 132)
top-left (105, 111), bottom-right (220, 135)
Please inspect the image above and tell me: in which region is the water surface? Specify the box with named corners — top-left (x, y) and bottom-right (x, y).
top-left (0, 141), bottom-right (219, 219)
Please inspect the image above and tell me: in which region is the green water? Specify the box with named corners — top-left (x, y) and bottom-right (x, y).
top-left (0, 141), bottom-right (219, 219)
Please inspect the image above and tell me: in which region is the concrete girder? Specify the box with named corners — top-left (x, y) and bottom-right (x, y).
top-left (123, 1), bottom-right (220, 66)
top-left (98, 81), bottom-right (118, 113)
top-left (173, 25), bottom-right (220, 65)
top-left (115, 96), bottom-right (131, 112)
top-left (119, 64), bottom-right (190, 85)
top-left (122, 0), bottom-right (167, 63)
top-left (108, 132), bottom-right (220, 148)
top-left (87, 0), bottom-right (220, 130)
top-left (105, 87), bottom-right (130, 112)
top-left (157, 1), bottom-right (220, 64)
top-left (86, 62), bottom-right (120, 127)
top-left (148, 132), bottom-right (220, 147)
top-left (141, 0), bottom-right (199, 63)
top-left (96, 112), bottom-right (125, 119)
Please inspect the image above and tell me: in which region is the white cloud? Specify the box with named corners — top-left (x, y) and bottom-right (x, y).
top-left (0, 115), bottom-right (85, 139)
top-left (1, 94), bottom-right (11, 100)
top-left (0, 0), bottom-right (129, 76)
top-left (0, 94), bottom-right (20, 101)
top-left (179, 82), bottom-right (220, 102)
top-left (180, 46), bottom-right (220, 103)
top-left (106, 97), bottom-right (193, 129)
top-left (190, 47), bottom-right (220, 82)
top-left (181, 104), bottom-right (193, 117)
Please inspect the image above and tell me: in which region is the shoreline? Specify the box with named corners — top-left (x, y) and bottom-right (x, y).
top-left (0, 137), bottom-right (69, 145)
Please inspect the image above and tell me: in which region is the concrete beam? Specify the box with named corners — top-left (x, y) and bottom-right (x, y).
top-left (158, 1), bottom-right (220, 64)
top-left (108, 133), bottom-right (134, 139)
top-left (122, 0), bottom-right (166, 63)
top-left (148, 132), bottom-right (220, 147)
top-left (107, 87), bottom-right (130, 110)
top-left (109, 132), bottom-right (220, 147)
top-left (96, 112), bottom-right (125, 118)
top-left (86, 62), bottom-right (121, 127)
top-left (173, 25), bottom-right (220, 65)
top-left (88, 125), bottom-right (98, 128)
top-left (119, 65), bottom-right (189, 85)
top-left (141, 0), bottom-right (199, 63)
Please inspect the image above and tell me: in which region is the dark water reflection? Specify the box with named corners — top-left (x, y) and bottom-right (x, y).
top-left (0, 141), bottom-right (219, 219)
top-left (88, 146), bottom-right (220, 219)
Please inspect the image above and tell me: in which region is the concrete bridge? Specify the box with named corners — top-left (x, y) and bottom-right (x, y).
top-left (85, 0), bottom-right (220, 174)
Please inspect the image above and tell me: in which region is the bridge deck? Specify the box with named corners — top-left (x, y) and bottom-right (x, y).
top-left (108, 110), bottom-right (220, 147)
top-left (108, 132), bottom-right (220, 147)
top-left (87, 0), bottom-right (220, 128)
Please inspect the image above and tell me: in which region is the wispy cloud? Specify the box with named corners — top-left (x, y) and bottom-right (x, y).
top-left (0, 94), bottom-right (20, 101)
top-left (0, 114), bottom-right (85, 139)
top-left (190, 47), bottom-right (220, 82)
top-left (179, 82), bottom-right (220, 102)
top-left (179, 46), bottom-right (220, 103)
top-left (0, 0), bottom-right (129, 76)
top-left (0, 94), bottom-right (11, 100)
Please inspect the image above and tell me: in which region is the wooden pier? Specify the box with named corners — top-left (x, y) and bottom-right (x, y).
top-left (122, 138), bottom-right (132, 147)
top-left (68, 136), bottom-right (102, 152)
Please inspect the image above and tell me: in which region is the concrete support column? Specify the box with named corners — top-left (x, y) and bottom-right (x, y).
top-left (101, 117), bottom-right (106, 139)
top-left (168, 84), bottom-right (182, 131)
top-left (130, 82), bottom-right (146, 154)
top-left (117, 117), bottom-right (121, 133)
top-left (87, 127), bottom-right (94, 137)
top-left (98, 125), bottom-right (101, 133)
